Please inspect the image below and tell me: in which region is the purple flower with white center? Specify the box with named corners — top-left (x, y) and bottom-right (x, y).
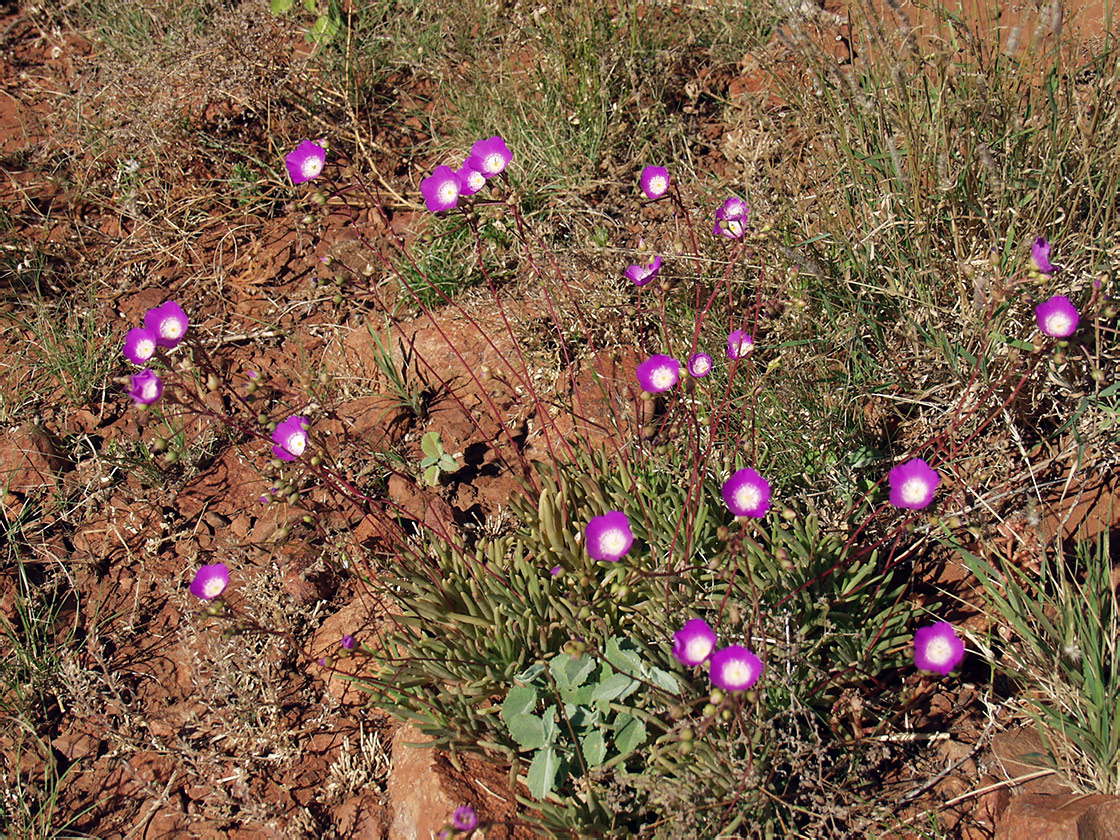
top-left (717, 196), bottom-right (749, 222)
top-left (687, 352), bottom-right (713, 378)
top-left (1031, 237), bottom-right (1059, 274)
top-left (285, 140), bottom-right (326, 184)
top-left (1034, 294), bottom-right (1079, 338)
top-left (635, 354), bottom-right (681, 393)
top-left (888, 457), bottom-right (940, 510)
top-left (913, 621), bottom-right (965, 675)
top-left (726, 330), bottom-right (754, 360)
top-left (713, 196), bottom-right (749, 239)
top-left (143, 301), bottom-right (189, 349)
top-left (640, 165), bottom-right (670, 200)
top-left (272, 415), bottom-right (309, 461)
top-left (672, 618), bottom-right (718, 667)
top-left (455, 164), bottom-right (487, 197)
top-left (722, 467), bottom-right (771, 518)
top-left (452, 805), bottom-right (478, 832)
top-left (709, 644), bottom-right (763, 691)
top-left (467, 136), bottom-right (512, 178)
top-left (421, 165), bottom-right (462, 213)
top-left (123, 327), bottom-right (158, 365)
top-left (585, 511), bottom-right (634, 562)
top-left (625, 255), bottom-right (663, 287)
top-left (128, 369), bottom-right (163, 406)
top-left (190, 563), bottom-right (229, 600)
top-left (341, 635), bottom-right (357, 650)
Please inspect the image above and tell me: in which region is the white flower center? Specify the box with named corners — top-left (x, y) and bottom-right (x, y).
top-left (650, 367), bottom-right (675, 390)
top-left (901, 477), bottom-right (930, 505)
top-left (649, 175), bottom-right (667, 195)
top-left (286, 431), bottom-right (307, 456)
top-left (599, 529), bottom-right (627, 557)
top-left (924, 636), bottom-right (954, 665)
top-left (203, 577), bottom-right (225, 599)
top-left (438, 180), bottom-right (459, 203)
top-left (301, 156), bottom-right (323, 179)
top-left (484, 152), bottom-right (504, 174)
top-left (726, 219), bottom-right (743, 237)
top-left (691, 357), bottom-right (711, 376)
top-left (161, 319), bottom-right (183, 340)
top-left (141, 379), bottom-right (159, 400)
top-left (685, 636), bottom-right (713, 662)
top-left (136, 337), bottom-right (155, 358)
top-left (720, 657), bottom-right (754, 688)
top-left (735, 484), bottom-right (761, 512)
top-left (1045, 311), bottom-right (1073, 336)
top-left (467, 171), bottom-right (485, 191)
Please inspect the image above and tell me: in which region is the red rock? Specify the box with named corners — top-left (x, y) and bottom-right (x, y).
top-left (996, 793), bottom-right (1117, 839)
top-left (387, 724), bottom-right (455, 840)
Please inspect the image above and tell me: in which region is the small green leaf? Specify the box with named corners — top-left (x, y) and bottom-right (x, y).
top-left (613, 713), bottom-right (647, 754)
top-left (423, 464), bottom-right (440, 486)
top-left (507, 713), bottom-right (546, 751)
top-left (302, 0), bottom-right (315, 9)
top-left (270, 0), bottom-right (294, 13)
top-left (438, 453), bottom-right (458, 472)
top-left (515, 663), bottom-right (546, 683)
top-left (308, 11), bottom-right (341, 44)
top-left (582, 731), bottom-right (607, 767)
top-left (502, 686), bottom-right (537, 723)
top-left (527, 747), bottom-right (561, 799)
top-left (421, 431), bottom-right (442, 459)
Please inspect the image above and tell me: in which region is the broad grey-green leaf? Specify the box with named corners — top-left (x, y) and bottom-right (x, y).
top-left (646, 666), bottom-right (679, 693)
top-left (507, 713), bottom-right (546, 751)
top-left (591, 672), bottom-right (638, 705)
top-left (582, 731), bottom-right (607, 767)
top-left (550, 651), bottom-right (596, 691)
top-left (613, 713), bottom-right (647, 754)
top-left (527, 747), bottom-right (561, 800)
top-left (540, 704), bottom-right (558, 743)
top-left (605, 636), bottom-right (642, 675)
top-left (501, 686), bottom-right (538, 724)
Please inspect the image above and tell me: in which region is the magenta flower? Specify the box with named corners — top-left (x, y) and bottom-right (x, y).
top-left (1034, 294), bottom-right (1080, 338)
top-left (421, 165), bottom-right (462, 213)
top-left (1031, 237), bottom-right (1059, 274)
top-left (143, 301), bottom-right (189, 349)
top-left (687, 352), bottom-right (713, 378)
top-left (713, 196), bottom-right (749, 239)
top-left (635, 354), bottom-right (681, 393)
top-left (285, 140), bottom-right (326, 184)
top-left (913, 621), bottom-right (965, 675)
top-left (451, 805), bottom-right (478, 832)
top-left (722, 468), bottom-right (771, 518)
top-left (625, 255), bottom-right (663, 287)
top-left (189, 563), bottom-right (229, 600)
top-left (341, 635), bottom-right (357, 651)
top-left (888, 457), bottom-right (940, 510)
top-left (640, 165), bottom-right (670, 200)
top-left (585, 511), bottom-right (634, 562)
top-left (128, 369), bottom-right (163, 406)
top-left (709, 644), bottom-right (762, 691)
top-left (455, 164), bottom-right (486, 197)
top-left (123, 327), bottom-right (158, 365)
top-left (272, 415), bottom-right (309, 461)
top-left (467, 136), bottom-right (512, 178)
top-left (726, 330), bottom-right (754, 360)
top-left (672, 618), bottom-right (718, 667)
